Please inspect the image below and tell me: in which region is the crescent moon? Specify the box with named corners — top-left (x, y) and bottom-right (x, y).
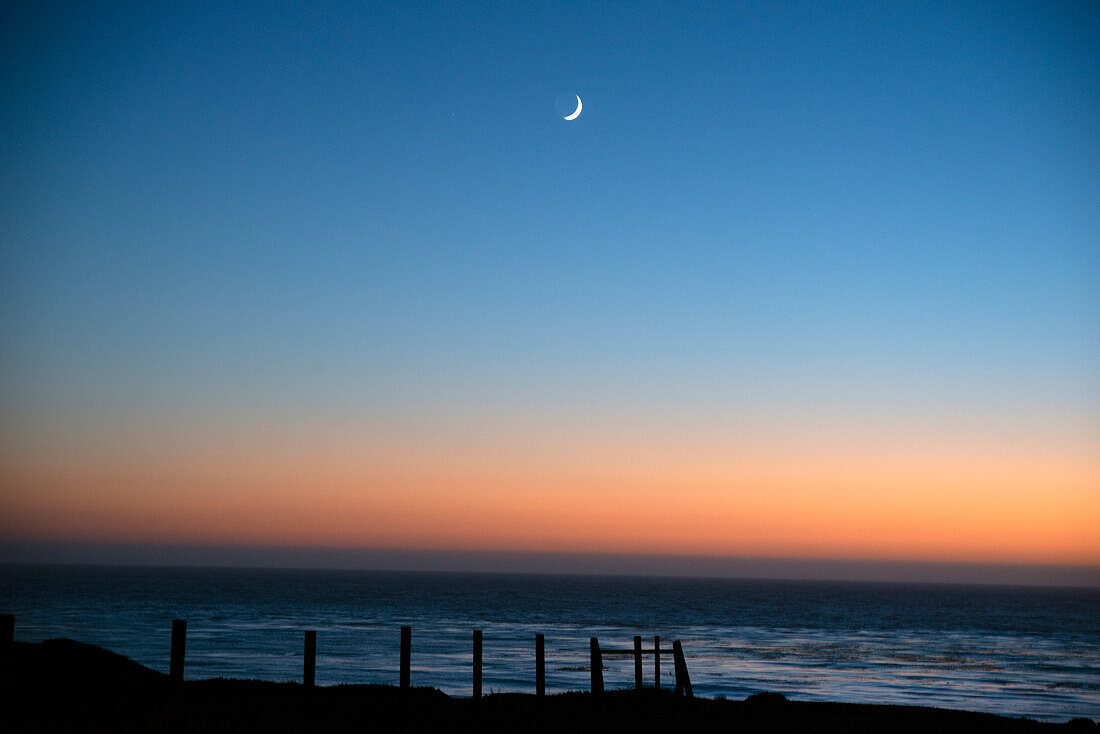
top-left (563, 95), bottom-right (582, 120)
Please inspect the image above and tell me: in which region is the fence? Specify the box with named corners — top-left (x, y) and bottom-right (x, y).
top-left (4, 614), bottom-right (692, 697)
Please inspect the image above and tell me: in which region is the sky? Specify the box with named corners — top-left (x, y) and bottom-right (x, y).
top-left (1, 1), bottom-right (1098, 583)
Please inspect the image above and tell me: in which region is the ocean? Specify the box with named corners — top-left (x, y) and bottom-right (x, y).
top-left (1, 565), bottom-right (1097, 722)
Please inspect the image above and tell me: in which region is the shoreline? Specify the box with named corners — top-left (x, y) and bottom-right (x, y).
top-left (3, 639), bottom-right (1097, 732)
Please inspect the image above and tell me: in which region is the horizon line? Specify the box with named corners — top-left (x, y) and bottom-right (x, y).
top-left (3, 541), bottom-right (1098, 588)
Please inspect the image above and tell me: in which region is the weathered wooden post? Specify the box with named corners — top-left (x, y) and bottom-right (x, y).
top-left (473, 630), bottom-right (482, 699)
top-left (535, 633), bottom-right (545, 697)
top-left (167, 619), bottom-right (187, 733)
top-left (672, 640), bottom-right (693, 698)
top-left (170, 619), bottom-right (187, 682)
top-left (589, 637), bottom-right (604, 695)
top-left (400, 626), bottom-right (411, 689)
top-left (653, 635), bottom-right (660, 690)
top-left (303, 631), bottom-right (316, 688)
top-left (1, 614), bottom-right (13, 666)
top-left (633, 635), bottom-right (643, 691)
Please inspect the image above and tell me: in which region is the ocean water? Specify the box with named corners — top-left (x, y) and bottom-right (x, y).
top-left (1, 565), bottom-right (1097, 722)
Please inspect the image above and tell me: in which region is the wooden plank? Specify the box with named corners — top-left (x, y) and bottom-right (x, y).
top-left (472, 629), bottom-right (482, 699)
top-left (654, 635), bottom-right (661, 690)
top-left (672, 640), bottom-right (693, 698)
top-left (633, 635), bottom-right (643, 691)
top-left (169, 619), bottom-right (187, 683)
top-left (1, 614), bottom-right (12, 670)
top-left (303, 630), bottom-right (316, 688)
top-left (535, 633), bottom-right (545, 697)
top-left (400, 626), bottom-right (411, 689)
top-left (168, 619), bottom-right (186, 733)
top-left (589, 637), bottom-right (604, 695)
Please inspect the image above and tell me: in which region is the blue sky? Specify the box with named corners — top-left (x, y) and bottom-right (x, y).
top-left (2, 2), bottom-right (1098, 574)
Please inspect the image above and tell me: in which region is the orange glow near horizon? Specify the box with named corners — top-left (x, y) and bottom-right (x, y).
top-left (3, 422), bottom-right (1098, 566)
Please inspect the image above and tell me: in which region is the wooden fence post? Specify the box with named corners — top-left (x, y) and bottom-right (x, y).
top-left (473, 630), bottom-right (482, 699)
top-left (653, 635), bottom-right (660, 690)
top-left (634, 635), bottom-right (643, 691)
top-left (400, 626), bottom-right (411, 689)
top-left (589, 637), bottom-right (604, 695)
top-left (672, 640), bottom-right (693, 698)
top-left (535, 633), bottom-right (545, 697)
top-left (170, 619), bottom-right (187, 683)
top-left (303, 631), bottom-right (316, 688)
top-left (1, 614), bottom-right (12, 667)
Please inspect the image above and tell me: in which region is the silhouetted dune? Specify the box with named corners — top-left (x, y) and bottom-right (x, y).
top-left (2, 640), bottom-right (1095, 733)
top-left (10, 638), bottom-right (167, 689)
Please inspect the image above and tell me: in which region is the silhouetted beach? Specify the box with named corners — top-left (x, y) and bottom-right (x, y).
top-left (4, 639), bottom-right (1096, 733)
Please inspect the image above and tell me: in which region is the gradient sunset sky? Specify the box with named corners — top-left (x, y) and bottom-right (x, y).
top-left (2, 1), bottom-right (1098, 580)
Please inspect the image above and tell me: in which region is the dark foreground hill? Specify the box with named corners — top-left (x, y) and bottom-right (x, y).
top-left (2, 639), bottom-right (1096, 733)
